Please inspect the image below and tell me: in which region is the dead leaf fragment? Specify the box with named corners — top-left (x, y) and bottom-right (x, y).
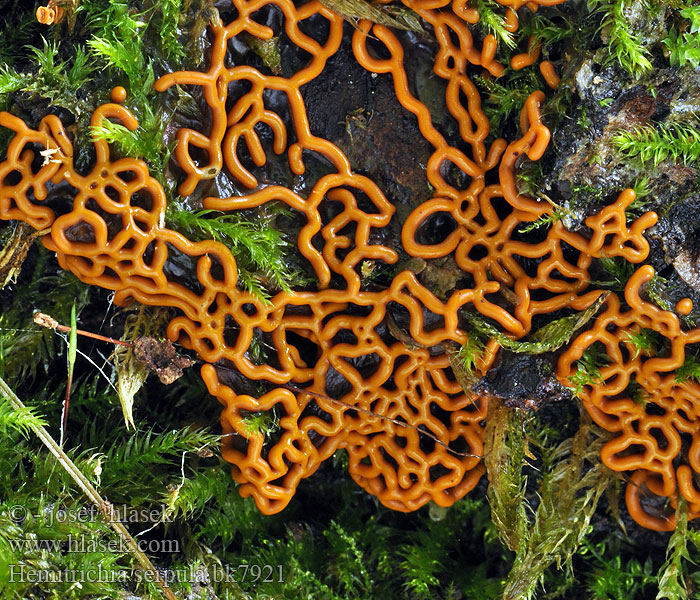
top-left (133, 336), bottom-right (194, 385)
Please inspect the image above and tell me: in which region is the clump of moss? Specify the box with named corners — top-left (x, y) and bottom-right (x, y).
top-left (588, 0), bottom-right (653, 78)
top-left (664, 4), bottom-right (700, 68)
top-left (613, 121), bottom-right (700, 167)
top-left (166, 206), bottom-right (309, 300)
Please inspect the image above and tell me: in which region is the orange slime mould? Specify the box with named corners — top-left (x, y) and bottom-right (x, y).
top-left (4, 0), bottom-right (697, 529)
top-left (558, 266), bottom-right (700, 530)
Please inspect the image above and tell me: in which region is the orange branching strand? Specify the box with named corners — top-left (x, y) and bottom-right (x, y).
top-left (4, 0), bottom-right (697, 528)
top-left (511, 36), bottom-right (542, 70)
top-left (558, 266), bottom-right (700, 530)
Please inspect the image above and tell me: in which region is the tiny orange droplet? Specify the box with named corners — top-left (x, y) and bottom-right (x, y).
top-left (111, 87), bottom-right (127, 103)
top-left (677, 298), bottom-right (693, 315)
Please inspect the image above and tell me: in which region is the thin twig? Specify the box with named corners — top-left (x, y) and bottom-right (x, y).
top-left (34, 312), bottom-right (132, 346)
top-left (0, 375), bottom-right (178, 600)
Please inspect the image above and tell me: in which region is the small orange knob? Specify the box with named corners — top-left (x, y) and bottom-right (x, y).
top-left (111, 87), bottom-right (127, 103)
top-left (677, 298), bottom-right (693, 315)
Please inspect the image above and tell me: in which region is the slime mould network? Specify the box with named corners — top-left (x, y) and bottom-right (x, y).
top-left (1, 0), bottom-right (698, 531)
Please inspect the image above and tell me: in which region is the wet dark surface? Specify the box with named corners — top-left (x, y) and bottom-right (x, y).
top-left (474, 352), bottom-right (572, 410)
top-left (302, 24), bottom-right (435, 210)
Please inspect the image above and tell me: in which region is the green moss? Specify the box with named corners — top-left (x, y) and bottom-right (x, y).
top-left (247, 36), bottom-right (283, 75)
top-left (613, 121), bottom-right (700, 167)
top-left (158, 0), bottom-right (186, 61)
top-left (675, 354), bottom-right (700, 383)
top-left (167, 206), bottom-right (309, 300)
top-left (515, 160), bottom-right (545, 197)
top-left (625, 374), bottom-right (649, 405)
top-left (623, 328), bottom-right (659, 359)
top-left (474, 72), bottom-right (541, 135)
top-left (501, 413), bottom-right (615, 600)
top-left (588, 0), bottom-right (653, 78)
top-left (664, 5), bottom-right (700, 68)
top-left (569, 345), bottom-right (610, 397)
top-left (483, 402), bottom-right (529, 555)
top-left (517, 211), bottom-right (563, 233)
top-left (457, 332), bottom-right (486, 377)
top-left (464, 292), bottom-right (609, 355)
top-left (84, 0), bottom-right (154, 101)
top-left (583, 540), bottom-right (657, 599)
top-left (89, 103), bottom-right (170, 176)
top-left (0, 40), bottom-right (94, 118)
top-left (645, 272), bottom-right (675, 312)
top-left (591, 254), bottom-right (636, 291)
top-left (240, 410), bottom-right (280, 439)
top-left (317, 0), bottom-right (424, 32)
top-left (521, 12), bottom-right (574, 52)
top-left (0, 247), bottom-right (90, 384)
top-left (655, 500), bottom-right (690, 599)
top-left (475, 0), bottom-right (516, 49)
